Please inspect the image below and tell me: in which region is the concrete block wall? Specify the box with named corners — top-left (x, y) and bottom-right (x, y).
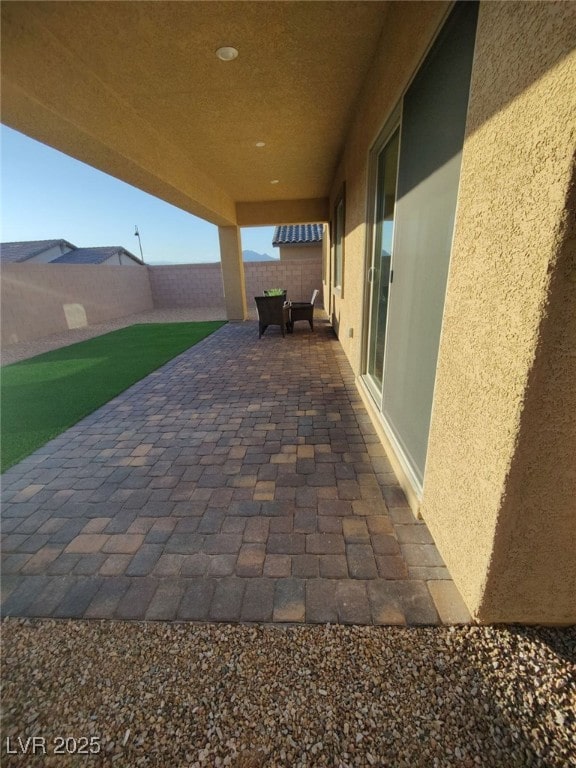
top-left (148, 264), bottom-right (225, 309)
top-left (1, 256), bottom-right (323, 346)
top-left (148, 258), bottom-right (323, 311)
top-left (244, 258), bottom-right (323, 306)
top-left (1, 263), bottom-right (153, 345)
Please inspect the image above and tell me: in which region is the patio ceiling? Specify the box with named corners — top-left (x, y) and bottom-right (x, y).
top-left (1, 1), bottom-right (389, 226)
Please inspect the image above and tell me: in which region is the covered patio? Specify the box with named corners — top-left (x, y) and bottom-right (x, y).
top-left (1, 316), bottom-right (469, 625)
top-left (2, 1), bottom-right (574, 626)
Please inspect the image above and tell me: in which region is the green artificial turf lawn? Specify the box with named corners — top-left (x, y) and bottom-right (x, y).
top-left (1, 321), bottom-right (226, 473)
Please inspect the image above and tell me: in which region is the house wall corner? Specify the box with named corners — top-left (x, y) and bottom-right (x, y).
top-left (420, 0), bottom-right (576, 623)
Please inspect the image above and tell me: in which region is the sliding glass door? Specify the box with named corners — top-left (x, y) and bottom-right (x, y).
top-left (366, 126), bottom-right (399, 395)
top-left (363, 1), bottom-right (478, 490)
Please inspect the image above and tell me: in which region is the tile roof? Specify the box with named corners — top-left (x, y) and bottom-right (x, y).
top-left (51, 246), bottom-right (141, 265)
top-left (0, 239), bottom-right (76, 263)
top-left (272, 224), bottom-right (324, 246)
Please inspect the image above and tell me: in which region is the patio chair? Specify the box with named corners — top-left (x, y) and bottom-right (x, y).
top-left (254, 295), bottom-right (291, 338)
top-left (288, 289), bottom-right (319, 332)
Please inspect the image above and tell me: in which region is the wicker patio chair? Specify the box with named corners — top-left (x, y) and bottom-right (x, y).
top-left (288, 289), bottom-right (319, 332)
top-left (254, 295), bottom-right (291, 338)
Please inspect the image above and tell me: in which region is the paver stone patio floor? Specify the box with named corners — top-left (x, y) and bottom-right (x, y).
top-left (1, 319), bottom-right (470, 625)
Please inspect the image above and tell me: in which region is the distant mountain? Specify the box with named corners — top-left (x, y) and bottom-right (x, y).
top-left (243, 250), bottom-right (278, 262)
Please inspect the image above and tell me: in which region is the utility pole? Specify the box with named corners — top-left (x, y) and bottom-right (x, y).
top-left (134, 225), bottom-right (145, 263)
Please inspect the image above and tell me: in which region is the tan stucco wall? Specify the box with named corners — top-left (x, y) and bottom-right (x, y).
top-left (325, 0), bottom-right (575, 623)
top-left (219, 227), bottom-right (248, 321)
top-left (236, 199), bottom-right (329, 227)
top-left (420, 1), bottom-right (576, 623)
top-left (278, 244), bottom-right (322, 262)
top-left (1, 264), bottom-right (153, 345)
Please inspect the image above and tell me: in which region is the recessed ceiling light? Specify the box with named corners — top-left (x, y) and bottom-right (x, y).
top-left (216, 46), bottom-right (238, 61)
top-left (255, 141), bottom-right (266, 148)
top-left (270, 179), bottom-right (279, 184)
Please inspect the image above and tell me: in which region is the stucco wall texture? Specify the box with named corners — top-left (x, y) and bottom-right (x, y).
top-left (0, 264), bottom-right (153, 345)
top-left (278, 244), bottom-right (322, 262)
top-left (420, 1), bottom-right (576, 623)
top-left (326, 0), bottom-right (575, 622)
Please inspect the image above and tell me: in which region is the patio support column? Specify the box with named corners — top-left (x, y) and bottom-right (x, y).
top-left (218, 225), bottom-right (247, 321)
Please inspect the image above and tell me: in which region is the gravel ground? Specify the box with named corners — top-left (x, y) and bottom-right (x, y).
top-left (1, 619), bottom-right (574, 767)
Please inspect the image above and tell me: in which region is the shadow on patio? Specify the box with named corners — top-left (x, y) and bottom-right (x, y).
top-left (1, 318), bottom-right (470, 625)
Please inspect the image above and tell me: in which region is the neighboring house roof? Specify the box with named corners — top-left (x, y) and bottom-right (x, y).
top-left (0, 240), bottom-right (142, 265)
top-left (0, 239), bottom-right (76, 263)
top-left (51, 246), bottom-right (142, 265)
top-left (272, 224), bottom-right (323, 246)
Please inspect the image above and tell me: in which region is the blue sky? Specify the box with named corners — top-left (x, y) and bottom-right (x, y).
top-left (0, 126), bottom-right (277, 264)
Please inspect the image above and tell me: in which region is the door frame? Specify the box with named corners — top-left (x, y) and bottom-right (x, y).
top-left (361, 103), bottom-right (424, 497)
top-left (361, 102), bottom-right (402, 404)
top-left (360, 2), bottom-right (478, 499)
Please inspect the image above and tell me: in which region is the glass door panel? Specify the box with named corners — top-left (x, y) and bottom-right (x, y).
top-left (381, 0), bottom-right (478, 487)
top-left (366, 127), bottom-right (400, 392)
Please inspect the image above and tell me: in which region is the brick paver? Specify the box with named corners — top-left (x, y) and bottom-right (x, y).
top-left (241, 579), bottom-right (274, 622)
top-left (273, 578), bottom-right (305, 622)
top-left (1, 319), bottom-right (470, 625)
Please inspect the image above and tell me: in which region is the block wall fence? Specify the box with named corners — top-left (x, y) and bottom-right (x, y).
top-left (148, 260), bottom-right (322, 310)
top-left (244, 259), bottom-right (322, 306)
top-left (1, 257), bottom-right (323, 345)
top-left (148, 264), bottom-right (225, 309)
top-left (0, 264), bottom-right (154, 346)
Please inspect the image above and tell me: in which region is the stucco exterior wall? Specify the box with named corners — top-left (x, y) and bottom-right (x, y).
top-left (219, 227), bottom-right (248, 321)
top-left (420, 1), bottom-right (576, 623)
top-left (324, 0), bottom-right (575, 623)
top-left (278, 244), bottom-right (322, 262)
top-left (1, 263), bottom-right (153, 345)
